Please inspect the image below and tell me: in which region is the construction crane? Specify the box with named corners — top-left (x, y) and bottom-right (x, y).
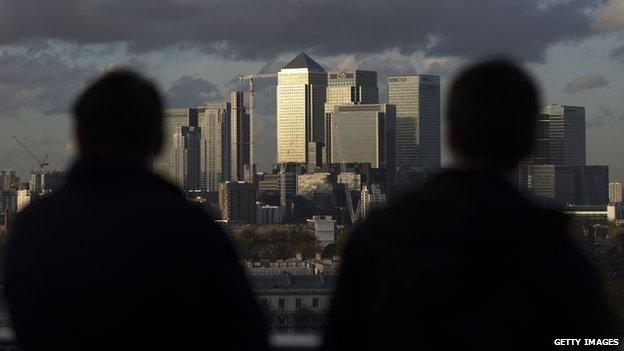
top-left (11, 135), bottom-right (49, 172)
top-left (238, 73), bottom-right (277, 171)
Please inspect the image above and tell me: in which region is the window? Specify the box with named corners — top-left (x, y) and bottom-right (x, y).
top-left (278, 298), bottom-right (285, 309)
top-left (313, 298), bottom-right (319, 308)
top-left (296, 298), bottom-right (302, 308)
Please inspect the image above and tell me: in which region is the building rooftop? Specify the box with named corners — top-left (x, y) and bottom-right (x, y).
top-left (283, 52), bottom-right (324, 72)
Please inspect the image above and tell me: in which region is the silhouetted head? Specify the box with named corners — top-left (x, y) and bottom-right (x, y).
top-left (448, 59), bottom-right (539, 170)
top-left (73, 70), bottom-right (163, 164)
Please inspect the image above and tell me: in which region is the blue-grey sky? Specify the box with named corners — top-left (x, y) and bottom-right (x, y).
top-left (0, 0), bottom-right (623, 180)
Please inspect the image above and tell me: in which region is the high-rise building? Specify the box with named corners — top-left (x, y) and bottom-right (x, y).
top-left (218, 181), bottom-right (256, 225)
top-left (153, 108), bottom-right (198, 183)
top-left (540, 105), bottom-right (586, 166)
top-left (16, 189), bottom-right (30, 213)
top-left (277, 53), bottom-right (327, 164)
top-left (610, 182), bottom-right (623, 204)
top-left (0, 170), bottom-right (16, 192)
top-left (199, 103), bottom-right (231, 191)
top-left (521, 165), bottom-right (609, 207)
top-left (324, 70), bottom-right (378, 163)
top-left (387, 75), bottom-right (441, 169)
top-left (330, 104), bottom-right (396, 183)
top-left (578, 166), bottom-right (609, 205)
top-left (171, 126), bottom-right (201, 190)
top-left (230, 92), bottom-right (251, 181)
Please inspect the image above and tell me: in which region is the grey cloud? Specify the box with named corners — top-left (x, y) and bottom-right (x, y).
top-left (563, 73), bottom-right (609, 93)
top-left (609, 45), bottom-right (624, 62)
top-left (164, 76), bottom-right (223, 107)
top-left (587, 107), bottom-right (624, 128)
top-left (0, 0), bottom-right (603, 62)
top-left (592, 0), bottom-right (624, 30)
top-left (0, 49), bottom-right (94, 117)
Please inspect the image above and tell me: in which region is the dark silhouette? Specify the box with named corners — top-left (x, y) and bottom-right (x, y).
top-left (323, 60), bottom-right (617, 351)
top-left (4, 71), bottom-right (268, 351)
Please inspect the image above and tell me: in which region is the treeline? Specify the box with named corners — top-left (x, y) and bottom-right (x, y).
top-left (228, 224), bottom-right (350, 261)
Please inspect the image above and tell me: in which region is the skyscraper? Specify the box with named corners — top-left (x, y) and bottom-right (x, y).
top-left (230, 91), bottom-right (251, 181)
top-left (610, 182), bottom-right (623, 203)
top-left (577, 166), bottom-right (609, 205)
top-left (171, 126), bottom-right (201, 190)
top-left (387, 75), bottom-right (441, 169)
top-left (218, 181), bottom-right (256, 225)
top-left (277, 53), bottom-right (327, 164)
top-left (541, 105), bottom-right (586, 166)
top-left (199, 102), bottom-right (231, 191)
top-left (330, 104), bottom-right (396, 174)
top-left (324, 70), bottom-right (378, 164)
top-left (153, 108), bottom-right (198, 183)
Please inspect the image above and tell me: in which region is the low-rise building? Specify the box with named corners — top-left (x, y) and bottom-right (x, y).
top-left (306, 216), bottom-right (336, 247)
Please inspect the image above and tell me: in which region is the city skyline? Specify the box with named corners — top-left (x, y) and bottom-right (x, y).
top-left (0, 0), bottom-right (623, 180)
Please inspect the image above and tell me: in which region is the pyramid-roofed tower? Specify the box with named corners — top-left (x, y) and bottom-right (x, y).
top-left (283, 52), bottom-right (325, 72)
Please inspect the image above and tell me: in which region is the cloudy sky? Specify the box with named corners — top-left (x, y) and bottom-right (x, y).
top-left (0, 0), bottom-right (623, 180)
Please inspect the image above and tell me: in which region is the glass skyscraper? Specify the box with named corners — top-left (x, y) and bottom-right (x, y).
top-left (540, 105), bottom-right (586, 166)
top-left (387, 75), bottom-right (441, 169)
top-left (277, 53), bottom-right (327, 164)
top-left (153, 108), bottom-right (198, 184)
top-left (324, 70), bottom-right (378, 164)
top-left (199, 102), bottom-right (231, 191)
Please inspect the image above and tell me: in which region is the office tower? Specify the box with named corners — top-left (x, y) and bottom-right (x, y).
top-left (277, 53), bottom-right (327, 164)
top-left (256, 204), bottom-right (285, 225)
top-left (0, 170), bottom-right (16, 192)
top-left (578, 166), bottom-right (609, 205)
top-left (523, 165), bottom-right (576, 207)
top-left (521, 165), bottom-right (609, 207)
top-left (541, 105), bottom-right (586, 166)
top-left (330, 104), bottom-right (396, 183)
top-left (388, 75), bottom-right (441, 169)
top-left (218, 181), bottom-right (256, 225)
top-left (29, 170), bottom-right (44, 193)
top-left (199, 103), bottom-right (231, 191)
top-left (16, 189), bottom-right (30, 213)
top-left (610, 182), bottom-right (623, 203)
top-left (153, 108), bottom-right (198, 182)
top-left (230, 91), bottom-right (251, 181)
top-left (171, 126), bottom-right (201, 190)
top-left (523, 113), bottom-right (552, 165)
top-left (324, 70), bottom-right (378, 163)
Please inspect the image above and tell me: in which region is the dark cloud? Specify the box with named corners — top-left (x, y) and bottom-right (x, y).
top-left (164, 76), bottom-right (223, 107)
top-left (0, 49), bottom-right (97, 117)
top-left (0, 0), bottom-right (602, 61)
top-left (563, 73), bottom-right (609, 93)
top-left (609, 45), bottom-right (624, 62)
top-left (587, 107), bottom-right (624, 128)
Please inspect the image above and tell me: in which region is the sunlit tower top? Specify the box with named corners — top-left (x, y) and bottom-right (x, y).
top-left (276, 53), bottom-right (327, 164)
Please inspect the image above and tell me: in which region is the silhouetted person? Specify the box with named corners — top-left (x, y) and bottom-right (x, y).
top-left (323, 60), bottom-right (617, 351)
top-left (4, 70), bottom-right (268, 351)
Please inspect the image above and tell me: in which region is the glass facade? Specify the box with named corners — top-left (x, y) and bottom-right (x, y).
top-left (277, 68), bottom-right (326, 164)
top-left (330, 104), bottom-right (396, 181)
top-left (540, 105), bottom-right (586, 166)
top-left (324, 70), bottom-right (378, 164)
top-left (387, 75), bottom-right (440, 169)
top-left (199, 102), bottom-right (231, 191)
top-left (153, 108), bottom-right (198, 185)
